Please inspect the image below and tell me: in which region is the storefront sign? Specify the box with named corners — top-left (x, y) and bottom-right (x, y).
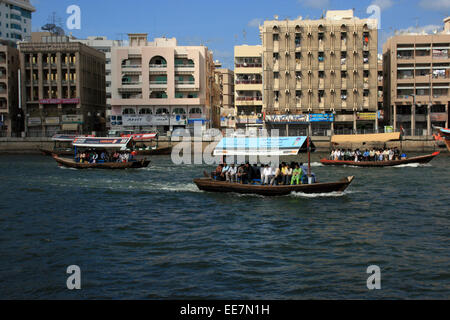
top-left (28, 117), bottom-right (42, 126)
top-left (309, 114), bottom-right (334, 122)
top-left (188, 118), bottom-right (209, 124)
top-left (62, 115), bottom-right (84, 124)
top-left (357, 112), bottom-right (377, 121)
top-left (265, 114), bottom-right (309, 123)
top-left (431, 113), bottom-right (448, 122)
top-left (39, 98), bottom-right (80, 105)
top-left (45, 117), bottom-right (60, 125)
top-left (236, 117), bottom-right (263, 124)
top-left (121, 114), bottom-right (170, 126)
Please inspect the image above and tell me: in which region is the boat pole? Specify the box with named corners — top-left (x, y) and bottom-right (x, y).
top-left (307, 136), bottom-right (311, 177)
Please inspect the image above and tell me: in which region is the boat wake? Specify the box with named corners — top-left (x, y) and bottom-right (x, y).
top-left (290, 191), bottom-right (352, 198)
top-left (392, 163), bottom-right (432, 168)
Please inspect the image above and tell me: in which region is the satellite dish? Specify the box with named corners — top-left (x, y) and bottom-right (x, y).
top-left (274, 15), bottom-right (279, 20)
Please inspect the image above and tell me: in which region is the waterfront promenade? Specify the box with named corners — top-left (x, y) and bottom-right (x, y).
top-left (0, 136), bottom-right (444, 154)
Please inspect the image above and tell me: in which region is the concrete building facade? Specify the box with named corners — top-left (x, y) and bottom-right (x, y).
top-left (234, 45), bottom-right (263, 129)
top-left (214, 63), bottom-right (235, 129)
top-left (260, 10), bottom-right (379, 136)
top-left (19, 34), bottom-right (106, 136)
top-left (0, 0), bottom-right (35, 43)
top-left (0, 41), bottom-right (20, 137)
top-left (110, 34), bottom-right (216, 134)
top-left (70, 36), bottom-right (122, 129)
top-left (383, 18), bottom-right (450, 135)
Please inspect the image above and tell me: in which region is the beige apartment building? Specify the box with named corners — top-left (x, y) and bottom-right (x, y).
top-left (19, 33), bottom-right (106, 136)
top-left (110, 34), bottom-right (216, 134)
top-left (260, 10), bottom-right (379, 136)
top-left (214, 62), bottom-right (235, 129)
top-left (0, 41), bottom-right (20, 137)
top-left (234, 45), bottom-right (263, 129)
top-left (383, 18), bottom-right (450, 136)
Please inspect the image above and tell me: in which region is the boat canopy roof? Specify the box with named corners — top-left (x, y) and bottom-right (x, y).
top-left (440, 128), bottom-right (450, 135)
top-left (72, 137), bottom-right (132, 150)
top-left (52, 134), bottom-right (77, 142)
top-left (331, 132), bottom-right (401, 144)
top-left (125, 133), bottom-right (157, 141)
top-left (213, 136), bottom-right (314, 156)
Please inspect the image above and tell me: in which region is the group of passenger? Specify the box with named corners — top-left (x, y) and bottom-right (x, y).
top-left (76, 150), bottom-right (137, 164)
top-left (212, 162), bottom-right (316, 186)
top-left (329, 147), bottom-right (407, 162)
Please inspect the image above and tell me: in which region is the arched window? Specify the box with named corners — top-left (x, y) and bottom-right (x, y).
top-left (189, 108), bottom-right (202, 114)
top-left (149, 56), bottom-right (167, 67)
top-left (139, 108), bottom-right (152, 115)
top-left (122, 108), bottom-right (136, 115)
top-left (172, 108), bottom-right (186, 115)
top-left (156, 108), bottom-right (169, 115)
top-left (150, 91), bottom-right (168, 99)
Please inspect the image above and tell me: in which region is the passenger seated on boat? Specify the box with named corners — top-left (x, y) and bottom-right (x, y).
top-left (282, 164), bottom-right (293, 185)
top-left (261, 165), bottom-right (271, 185)
top-left (270, 165), bottom-right (282, 185)
top-left (212, 163), bottom-right (223, 180)
top-left (401, 153), bottom-right (407, 160)
top-left (388, 149), bottom-right (394, 161)
top-left (394, 147), bottom-right (400, 160)
top-left (237, 164), bottom-right (249, 184)
top-left (226, 164), bottom-right (237, 182)
top-left (220, 163), bottom-right (230, 181)
top-left (291, 164), bottom-right (303, 185)
top-left (363, 150), bottom-right (370, 161)
top-left (249, 164), bottom-right (260, 183)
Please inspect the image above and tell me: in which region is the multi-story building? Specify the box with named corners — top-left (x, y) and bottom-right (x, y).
top-left (0, 41), bottom-right (20, 137)
top-left (377, 56), bottom-right (385, 127)
top-left (383, 17), bottom-right (450, 136)
top-left (234, 45), bottom-right (263, 129)
top-left (19, 33), bottom-right (106, 136)
top-left (0, 0), bottom-right (35, 43)
top-left (214, 62), bottom-right (235, 129)
top-left (110, 34), bottom-right (216, 134)
top-left (70, 36), bottom-right (122, 129)
top-left (260, 10), bottom-right (379, 136)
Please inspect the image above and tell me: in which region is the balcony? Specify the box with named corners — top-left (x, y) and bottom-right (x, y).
top-left (122, 64), bottom-right (142, 72)
top-left (149, 80), bottom-right (168, 89)
top-left (175, 80), bottom-right (198, 90)
top-left (175, 64), bottom-right (195, 73)
top-left (149, 64), bottom-right (167, 74)
top-left (236, 96), bottom-right (263, 106)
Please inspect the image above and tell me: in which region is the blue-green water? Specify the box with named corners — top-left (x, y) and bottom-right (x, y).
top-left (0, 154), bottom-right (449, 299)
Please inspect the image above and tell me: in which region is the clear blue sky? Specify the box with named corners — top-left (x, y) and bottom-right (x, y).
top-left (30, 0), bottom-right (450, 69)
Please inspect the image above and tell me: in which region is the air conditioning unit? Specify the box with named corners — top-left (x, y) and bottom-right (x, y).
top-left (308, 108), bottom-right (313, 112)
top-left (285, 51), bottom-right (290, 56)
top-left (285, 70), bottom-right (290, 75)
top-left (285, 89), bottom-right (290, 94)
top-left (353, 88), bottom-right (358, 93)
top-left (285, 108), bottom-right (290, 112)
top-left (330, 50), bottom-right (335, 55)
top-left (353, 107), bottom-right (358, 111)
top-left (285, 32), bottom-right (290, 37)
top-left (308, 89), bottom-right (312, 93)
top-left (330, 89), bottom-right (335, 93)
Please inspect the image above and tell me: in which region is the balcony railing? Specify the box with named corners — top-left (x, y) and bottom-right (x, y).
top-left (235, 80), bottom-right (262, 84)
top-left (235, 63), bottom-right (262, 68)
top-left (236, 96), bottom-right (262, 101)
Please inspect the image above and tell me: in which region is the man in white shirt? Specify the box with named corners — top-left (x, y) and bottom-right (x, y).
top-left (226, 164), bottom-right (237, 182)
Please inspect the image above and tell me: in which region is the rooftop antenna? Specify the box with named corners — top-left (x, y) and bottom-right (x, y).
top-left (243, 29), bottom-right (247, 41)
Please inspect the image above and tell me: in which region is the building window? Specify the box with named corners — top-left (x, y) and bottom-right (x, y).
top-left (122, 108), bottom-right (136, 115)
top-left (139, 108), bottom-right (152, 115)
top-left (341, 90), bottom-right (347, 100)
top-left (189, 108), bottom-right (202, 114)
top-left (273, 34), bottom-right (279, 41)
top-left (273, 52), bottom-right (279, 60)
top-left (173, 108), bottom-right (186, 115)
top-left (156, 108), bottom-right (169, 115)
top-left (274, 72), bottom-right (279, 79)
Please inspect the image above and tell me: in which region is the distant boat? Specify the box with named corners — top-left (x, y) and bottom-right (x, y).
top-left (52, 137), bottom-right (150, 170)
top-left (53, 155), bottom-right (150, 169)
top-left (39, 134), bottom-right (79, 156)
top-left (434, 127), bottom-right (450, 152)
top-left (122, 133), bottom-right (173, 156)
top-left (321, 152), bottom-right (440, 167)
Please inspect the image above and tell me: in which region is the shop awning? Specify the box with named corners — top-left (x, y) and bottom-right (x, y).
top-left (73, 137), bottom-right (132, 150)
top-left (214, 137), bottom-right (315, 156)
top-left (331, 132), bottom-right (401, 144)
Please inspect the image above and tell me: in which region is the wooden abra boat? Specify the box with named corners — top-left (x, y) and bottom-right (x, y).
top-left (39, 147), bottom-right (73, 156)
top-left (194, 176), bottom-right (355, 197)
top-left (53, 155), bottom-right (150, 169)
top-left (320, 152), bottom-right (440, 167)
